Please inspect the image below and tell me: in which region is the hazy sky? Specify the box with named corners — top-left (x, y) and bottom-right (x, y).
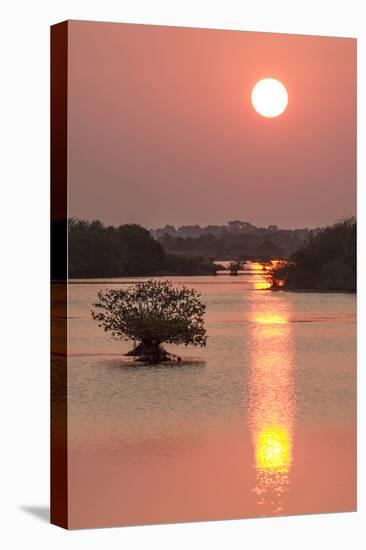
top-left (68, 21), bottom-right (356, 229)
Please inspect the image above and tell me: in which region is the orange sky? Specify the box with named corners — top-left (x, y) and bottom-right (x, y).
top-left (68, 21), bottom-right (356, 229)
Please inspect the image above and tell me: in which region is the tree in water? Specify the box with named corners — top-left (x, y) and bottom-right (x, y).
top-left (91, 280), bottom-right (207, 364)
top-left (229, 261), bottom-right (243, 276)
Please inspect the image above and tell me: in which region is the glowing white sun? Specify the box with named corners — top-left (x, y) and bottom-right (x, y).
top-left (251, 78), bottom-right (288, 118)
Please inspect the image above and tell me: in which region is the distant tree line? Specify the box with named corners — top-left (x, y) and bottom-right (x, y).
top-left (154, 220), bottom-right (311, 261)
top-left (268, 218), bottom-right (356, 292)
top-left (52, 218), bottom-right (355, 290)
top-left (152, 220), bottom-right (311, 239)
top-left (159, 230), bottom-right (310, 261)
top-left (65, 219), bottom-right (217, 278)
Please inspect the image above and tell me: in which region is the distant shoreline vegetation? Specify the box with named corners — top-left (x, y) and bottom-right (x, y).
top-left (52, 217), bottom-right (356, 292)
top-left (266, 218), bottom-right (356, 293)
top-left (152, 220), bottom-right (312, 260)
top-left (66, 219), bottom-right (218, 278)
top-left (62, 218), bottom-right (313, 278)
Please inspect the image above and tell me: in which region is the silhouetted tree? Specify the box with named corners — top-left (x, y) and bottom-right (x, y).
top-left (69, 219), bottom-right (166, 277)
top-left (229, 261), bottom-right (243, 276)
top-left (91, 280), bottom-right (207, 364)
top-left (267, 218), bottom-right (356, 292)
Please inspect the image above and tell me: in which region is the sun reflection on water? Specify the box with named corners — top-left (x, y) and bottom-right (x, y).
top-left (254, 313), bottom-right (288, 325)
top-left (250, 261), bottom-right (280, 290)
top-left (254, 280), bottom-right (272, 290)
top-left (256, 426), bottom-right (291, 472)
top-left (248, 302), bottom-right (295, 513)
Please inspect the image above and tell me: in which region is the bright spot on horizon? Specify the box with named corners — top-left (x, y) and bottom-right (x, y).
top-left (251, 78), bottom-right (288, 118)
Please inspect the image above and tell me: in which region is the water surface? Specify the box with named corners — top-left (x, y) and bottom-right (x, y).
top-left (63, 265), bottom-right (356, 528)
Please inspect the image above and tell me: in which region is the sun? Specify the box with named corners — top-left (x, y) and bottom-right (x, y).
top-left (251, 78), bottom-right (288, 118)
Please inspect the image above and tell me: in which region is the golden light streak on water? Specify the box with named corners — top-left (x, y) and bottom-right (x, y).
top-left (248, 300), bottom-right (295, 512)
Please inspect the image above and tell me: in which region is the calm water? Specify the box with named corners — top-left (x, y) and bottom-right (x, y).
top-left (61, 264), bottom-right (356, 528)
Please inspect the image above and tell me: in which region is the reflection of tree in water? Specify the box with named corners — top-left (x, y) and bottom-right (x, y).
top-left (248, 301), bottom-right (295, 513)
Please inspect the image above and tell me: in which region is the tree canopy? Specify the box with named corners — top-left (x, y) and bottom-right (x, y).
top-left (91, 280), bottom-right (207, 363)
top-left (68, 219), bottom-right (165, 277)
top-left (67, 218), bottom-right (217, 277)
top-left (268, 218), bottom-right (356, 292)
